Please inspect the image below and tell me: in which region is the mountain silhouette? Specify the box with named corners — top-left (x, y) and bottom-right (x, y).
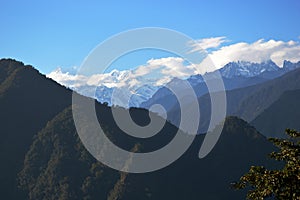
top-left (0, 59), bottom-right (283, 199)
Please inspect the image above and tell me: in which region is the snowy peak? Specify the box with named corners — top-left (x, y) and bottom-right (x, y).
top-left (110, 69), bottom-right (131, 80)
top-left (282, 60), bottom-right (300, 71)
top-left (48, 59), bottom-right (300, 109)
top-left (219, 60), bottom-right (279, 78)
top-left (187, 74), bottom-right (204, 86)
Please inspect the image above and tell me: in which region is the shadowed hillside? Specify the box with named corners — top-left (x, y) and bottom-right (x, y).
top-left (0, 59), bottom-right (72, 199)
top-left (165, 67), bottom-right (300, 134)
top-left (251, 89), bottom-right (300, 138)
top-left (0, 59), bottom-right (281, 199)
top-left (18, 107), bottom-right (277, 200)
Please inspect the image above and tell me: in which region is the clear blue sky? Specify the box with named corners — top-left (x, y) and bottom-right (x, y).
top-left (1, 0), bottom-right (300, 74)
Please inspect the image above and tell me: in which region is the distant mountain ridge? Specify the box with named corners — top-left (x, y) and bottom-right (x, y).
top-left (219, 60), bottom-right (279, 78)
top-left (219, 60), bottom-right (300, 79)
top-left (49, 67), bottom-right (161, 108)
top-left (251, 89), bottom-right (300, 138)
top-left (140, 60), bottom-right (300, 112)
top-left (149, 66), bottom-right (300, 135)
top-left (49, 59), bottom-right (300, 108)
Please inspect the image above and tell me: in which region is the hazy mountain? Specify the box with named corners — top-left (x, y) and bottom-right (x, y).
top-left (251, 89), bottom-right (300, 138)
top-left (140, 60), bottom-right (300, 110)
top-left (140, 75), bottom-right (269, 111)
top-left (49, 60), bottom-right (300, 108)
top-left (162, 67), bottom-right (300, 134)
top-left (231, 67), bottom-right (300, 121)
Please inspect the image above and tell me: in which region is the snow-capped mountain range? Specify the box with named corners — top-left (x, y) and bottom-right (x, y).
top-left (219, 60), bottom-right (279, 78)
top-left (187, 60), bottom-right (299, 88)
top-left (48, 67), bottom-right (163, 107)
top-left (94, 83), bottom-right (159, 108)
top-left (48, 60), bottom-right (300, 107)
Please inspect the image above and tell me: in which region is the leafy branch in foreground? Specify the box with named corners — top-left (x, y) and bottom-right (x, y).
top-left (232, 129), bottom-right (300, 200)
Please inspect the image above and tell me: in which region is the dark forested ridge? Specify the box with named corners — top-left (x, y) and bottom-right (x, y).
top-left (17, 108), bottom-right (277, 200)
top-left (0, 59), bottom-right (72, 199)
top-left (0, 59), bottom-right (290, 199)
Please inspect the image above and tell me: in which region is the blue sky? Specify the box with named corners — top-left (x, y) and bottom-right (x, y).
top-left (1, 0), bottom-right (300, 74)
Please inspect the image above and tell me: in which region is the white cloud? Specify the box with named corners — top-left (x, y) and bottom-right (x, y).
top-left (197, 38), bottom-right (300, 72)
top-left (189, 36), bottom-right (227, 52)
top-left (142, 57), bottom-right (196, 78)
top-left (47, 68), bottom-right (88, 88)
top-left (48, 37), bottom-right (300, 91)
top-left (47, 57), bottom-right (197, 105)
top-left (47, 57), bottom-right (196, 90)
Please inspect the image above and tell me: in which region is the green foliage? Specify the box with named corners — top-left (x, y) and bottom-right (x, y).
top-left (233, 129), bottom-right (300, 199)
top-left (18, 107), bottom-right (121, 200)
